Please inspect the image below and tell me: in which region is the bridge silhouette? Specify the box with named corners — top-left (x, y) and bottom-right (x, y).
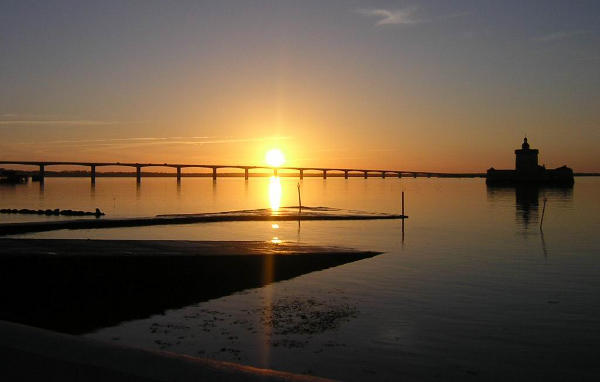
top-left (0, 161), bottom-right (478, 183)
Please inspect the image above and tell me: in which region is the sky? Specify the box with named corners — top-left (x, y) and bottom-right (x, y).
top-left (1, 0), bottom-right (599, 172)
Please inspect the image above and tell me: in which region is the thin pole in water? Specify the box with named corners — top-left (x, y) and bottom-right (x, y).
top-left (401, 191), bottom-right (405, 244)
top-left (297, 182), bottom-right (302, 212)
top-left (402, 191), bottom-right (405, 216)
top-left (540, 197), bottom-right (547, 230)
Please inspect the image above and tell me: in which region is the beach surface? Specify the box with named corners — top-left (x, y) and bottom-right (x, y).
top-left (0, 239), bottom-right (380, 333)
top-left (0, 239), bottom-right (377, 380)
top-left (0, 206), bottom-right (405, 235)
top-left (0, 320), bottom-right (335, 381)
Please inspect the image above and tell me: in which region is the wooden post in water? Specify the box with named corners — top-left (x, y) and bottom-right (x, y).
top-left (402, 191), bottom-right (405, 216)
top-left (401, 191), bottom-right (405, 243)
top-left (297, 182), bottom-right (302, 213)
top-left (540, 197), bottom-right (547, 230)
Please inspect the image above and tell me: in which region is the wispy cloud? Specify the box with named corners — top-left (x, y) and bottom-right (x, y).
top-left (12, 136), bottom-right (292, 150)
top-left (356, 7), bottom-right (421, 26)
top-left (438, 11), bottom-right (470, 21)
top-left (36, 137), bottom-right (211, 144)
top-left (0, 119), bottom-right (129, 127)
top-left (0, 113), bottom-right (147, 127)
top-left (532, 30), bottom-right (588, 43)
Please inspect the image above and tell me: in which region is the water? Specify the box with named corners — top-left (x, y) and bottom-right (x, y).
top-left (1, 177), bottom-right (599, 380)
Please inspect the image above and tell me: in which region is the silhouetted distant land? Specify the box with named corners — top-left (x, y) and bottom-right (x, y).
top-left (0, 169), bottom-right (28, 184)
top-left (486, 138), bottom-right (574, 186)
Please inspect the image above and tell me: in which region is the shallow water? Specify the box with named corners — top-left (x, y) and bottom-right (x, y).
top-left (1, 177), bottom-right (599, 380)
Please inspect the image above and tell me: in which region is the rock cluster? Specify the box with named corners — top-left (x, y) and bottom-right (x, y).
top-left (0, 208), bottom-right (104, 217)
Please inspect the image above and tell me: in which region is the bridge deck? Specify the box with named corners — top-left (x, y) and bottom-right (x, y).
top-left (0, 160), bottom-right (479, 182)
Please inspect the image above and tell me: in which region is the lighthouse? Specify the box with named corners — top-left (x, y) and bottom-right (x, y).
top-left (514, 137), bottom-right (539, 175)
top-left (486, 137), bottom-right (573, 185)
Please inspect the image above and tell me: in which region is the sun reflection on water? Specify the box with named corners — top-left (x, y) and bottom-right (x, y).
top-left (269, 176), bottom-right (282, 212)
top-left (263, 176), bottom-right (283, 368)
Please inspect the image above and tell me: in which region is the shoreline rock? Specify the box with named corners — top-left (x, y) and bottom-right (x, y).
top-left (0, 207), bottom-right (104, 217)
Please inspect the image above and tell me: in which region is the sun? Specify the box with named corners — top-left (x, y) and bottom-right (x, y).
top-left (266, 149), bottom-right (285, 167)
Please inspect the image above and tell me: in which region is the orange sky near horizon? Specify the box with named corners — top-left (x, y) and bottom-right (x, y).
top-left (2, 106), bottom-right (596, 173)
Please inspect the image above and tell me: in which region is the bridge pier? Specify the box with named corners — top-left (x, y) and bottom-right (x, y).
top-left (136, 166), bottom-right (142, 183)
top-left (90, 165), bottom-right (96, 184)
top-left (363, 171), bottom-right (368, 179)
top-left (382, 171), bottom-right (386, 179)
top-left (212, 167), bottom-right (217, 180)
top-left (39, 165), bottom-right (45, 183)
top-left (344, 170), bottom-right (349, 179)
top-left (176, 167), bottom-right (182, 182)
top-left (244, 168), bottom-right (249, 180)
top-left (299, 169), bottom-right (303, 180)
top-left (322, 170), bottom-right (327, 179)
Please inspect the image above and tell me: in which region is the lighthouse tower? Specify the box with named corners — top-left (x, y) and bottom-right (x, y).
top-left (514, 137), bottom-right (539, 175)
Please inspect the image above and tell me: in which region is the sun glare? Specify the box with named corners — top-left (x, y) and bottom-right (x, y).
top-left (266, 149), bottom-right (285, 167)
top-left (269, 176), bottom-right (282, 211)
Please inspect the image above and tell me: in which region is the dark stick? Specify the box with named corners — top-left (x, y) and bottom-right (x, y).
top-left (297, 182), bottom-right (302, 212)
top-left (540, 197), bottom-right (547, 230)
top-left (402, 191), bottom-right (405, 216)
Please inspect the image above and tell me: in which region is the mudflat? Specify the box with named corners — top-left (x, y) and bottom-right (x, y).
top-left (0, 238), bottom-right (375, 257)
top-left (0, 206), bottom-right (405, 235)
top-left (0, 320), bottom-right (335, 382)
top-left (0, 239), bottom-right (380, 334)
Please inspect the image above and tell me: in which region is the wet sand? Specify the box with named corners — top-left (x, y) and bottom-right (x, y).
top-left (0, 320), bottom-right (335, 382)
top-left (0, 239), bottom-right (380, 334)
top-left (0, 206), bottom-right (405, 235)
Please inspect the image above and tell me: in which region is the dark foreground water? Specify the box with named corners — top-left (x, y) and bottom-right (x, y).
top-left (1, 177), bottom-right (599, 380)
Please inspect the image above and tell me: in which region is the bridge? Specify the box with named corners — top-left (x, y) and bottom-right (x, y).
top-left (0, 161), bottom-right (475, 183)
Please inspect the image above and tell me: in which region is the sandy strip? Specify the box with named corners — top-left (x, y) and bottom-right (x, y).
top-left (0, 238), bottom-right (373, 257)
top-left (0, 207), bottom-right (406, 236)
top-left (0, 320), bottom-right (335, 381)
top-left (0, 239), bottom-right (380, 334)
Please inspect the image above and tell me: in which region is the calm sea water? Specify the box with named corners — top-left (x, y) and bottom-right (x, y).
top-left (1, 177), bottom-right (599, 380)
